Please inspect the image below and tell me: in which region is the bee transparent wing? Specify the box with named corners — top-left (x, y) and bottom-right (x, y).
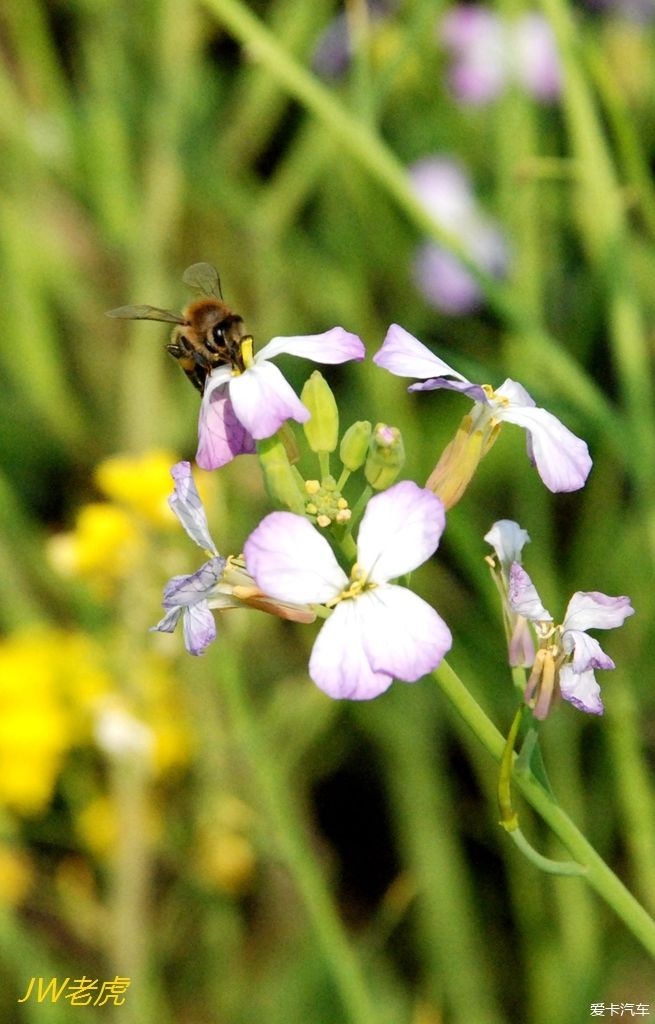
top-left (105, 304), bottom-right (187, 324)
top-left (182, 262), bottom-right (222, 298)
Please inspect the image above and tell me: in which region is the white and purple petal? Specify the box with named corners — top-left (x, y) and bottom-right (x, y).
top-left (168, 461), bottom-right (216, 553)
top-left (182, 601), bottom-right (217, 656)
top-left (196, 379), bottom-right (256, 470)
top-left (408, 377), bottom-right (490, 403)
top-left (161, 557), bottom-right (226, 609)
top-left (356, 481), bottom-right (445, 584)
top-left (244, 512), bottom-right (348, 605)
top-left (256, 327), bottom-right (365, 365)
top-left (513, 14), bottom-right (561, 101)
top-left (373, 324), bottom-right (469, 382)
top-left (440, 5), bottom-right (508, 104)
top-left (562, 591), bottom-right (635, 632)
top-left (309, 600), bottom-right (393, 700)
top-left (229, 361), bottom-right (310, 439)
top-left (559, 665), bottom-right (604, 716)
top-left (508, 563), bottom-right (552, 621)
top-left (495, 385), bottom-right (592, 493)
top-left (362, 585), bottom-right (452, 680)
top-left (561, 629), bottom-right (615, 673)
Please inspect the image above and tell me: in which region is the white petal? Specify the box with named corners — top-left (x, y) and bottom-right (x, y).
top-left (361, 585), bottom-right (452, 681)
top-left (495, 387), bottom-right (592, 493)
top-left (373, 324), bottom-right (469, 382)
top-left (229, 362), bottom-right (309, 439)
top-left (196, 380), bottom-right (256, 470)
top-left (484, 519), bottom-right (531, 572)
top-left (356, 481), bottom-right (446, 583)
top-left (256, 327), bottom-right (365, 364)
top-left (309, 602), bottom-right (392, 700)
top-left (244, 512), bottom-right (347, 605)
top-left (562, 591), bottom-right (635, 632)
top-left (508, 563), bottom-right (552, 621)
top-left (559, 665), bottom-right (604, 716)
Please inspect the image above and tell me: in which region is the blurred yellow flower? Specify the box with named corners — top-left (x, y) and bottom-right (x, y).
top-left (0, 845), bottom-right (33, 906)
top-left (0, 627), bottom-right (110, 814)
top-left (48, 502), bottom-right (142, 592)
top-left (94, 450), bottom-right (179, 528)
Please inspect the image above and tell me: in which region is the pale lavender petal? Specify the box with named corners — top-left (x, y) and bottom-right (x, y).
top-left (356, 481), bottom-right (445, 583)
top-left (413, 244), bottom-right (483, 316)
top-left (196, 380), bottom-right (256, 470)
top-left (508, 563), bottom-right (552, 621)
top-left (229, 362), bottom-right (309, 439)
top-left (559, 664), bottom-right (604, 716)
top-left (441, 6), bottom-right (507, 104)
top-left (256, 327), bottom-right (365, 364)
top-left (161, 557), bottom-right (226, 609)
top-left (497, 397), bottom-right (592, 493)
top-left (182, 602), bottom-right (217, 656)
top-left (513, 14), bottom-right (561, 101)
top-left (373, 324), bottom-right (469, 381)
top-left (151, 607), bottom-right (182, 634)
top-left (362, 585), bottom-right (452, 680)
top-left (244, 512), bottom-right (348, 605)
top-left (408, 376), bottom-right (490, 403)
top-left (562, 591), bottom-right (635, 632)
top-left (168, 461), bottom-right (216, 553)
top-left (561, 630), bottom-right (615, 673)
top-left (309, 601), bottom-right (393, 700)
top-left (484, 519), bottom-right (531, 572)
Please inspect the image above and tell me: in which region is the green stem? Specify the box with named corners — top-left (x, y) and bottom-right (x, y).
top-left (433, 659), bottom-right (655, 959)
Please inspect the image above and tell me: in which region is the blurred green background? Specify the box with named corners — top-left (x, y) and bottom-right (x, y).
top-left (1, 0), bottom-right (655, 1021)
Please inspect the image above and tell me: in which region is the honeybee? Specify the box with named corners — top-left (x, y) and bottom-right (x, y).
top-left (106, 262), bottom-right (249, 393)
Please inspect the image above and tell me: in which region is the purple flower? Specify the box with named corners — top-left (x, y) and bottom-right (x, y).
top-left (484, 520), bottom-right (535, 667)
top-left (509, 563), bottom-right (634, 717)
top-left (441, 6), bottom-right (561, 105)
top-left (374, 325), bottom-right (592, 494)
top-left (244, 481), bottom-right (452, 700)
top-left (151, 462), bottom-right (315, 655)
top-left (585, 0), bottom-right (655, 23)
top-left (197, 329), bottom-right (365, 470)
top-left (409, 158), bottom-right (508, 315)
top-left (312, 1), bottom-right (392, 79)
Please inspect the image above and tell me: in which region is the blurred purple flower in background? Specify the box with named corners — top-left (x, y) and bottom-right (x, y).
top-left (409, 157), bottom-right (508, 315)
top-left (441, 6), bottom-right (561, 104)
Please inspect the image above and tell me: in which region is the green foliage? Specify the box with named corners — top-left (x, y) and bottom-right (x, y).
top-left (1, 1), bottom-right (655, 1023)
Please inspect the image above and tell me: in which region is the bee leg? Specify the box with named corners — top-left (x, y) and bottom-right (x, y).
top-left (166, 343), bottom-right (207, 394)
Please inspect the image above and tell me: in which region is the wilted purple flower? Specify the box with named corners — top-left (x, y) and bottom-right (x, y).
top-left (441, 6), bottom-right (561, 105)
top-left (197, 329), bottom-right (365, 470)
top-left (151, 462), bottom-right (315, 655)
top-left (509, 563), bottom-right (634, 717)
top-left (409, 157), bottom-right (508, 315)
top-left (374, 325), bottom-right (592, 496)
top-left (244, 481), bottom-right (452, 700)
top-left (484, 520), bottom-right (535, 667)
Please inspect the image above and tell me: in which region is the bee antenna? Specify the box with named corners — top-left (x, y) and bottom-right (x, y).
top-left (216, 271), bottom-right (224, 300)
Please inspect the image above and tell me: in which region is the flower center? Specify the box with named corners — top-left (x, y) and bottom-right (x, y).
top-left (327, 563), bottom-right (376, 607)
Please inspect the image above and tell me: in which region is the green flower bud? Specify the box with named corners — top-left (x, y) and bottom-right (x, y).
top-left (257, 435), bottom-right (306, 514)
top-left (301, 371), bottom-right (339, 453)
top-left (339, 420), bottom-right (372, 472)
top-left (364, 423), bottom-right (405, 490)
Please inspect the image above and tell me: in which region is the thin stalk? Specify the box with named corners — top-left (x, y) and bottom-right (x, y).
top-left (433, 659), bottom-right (655, 959)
